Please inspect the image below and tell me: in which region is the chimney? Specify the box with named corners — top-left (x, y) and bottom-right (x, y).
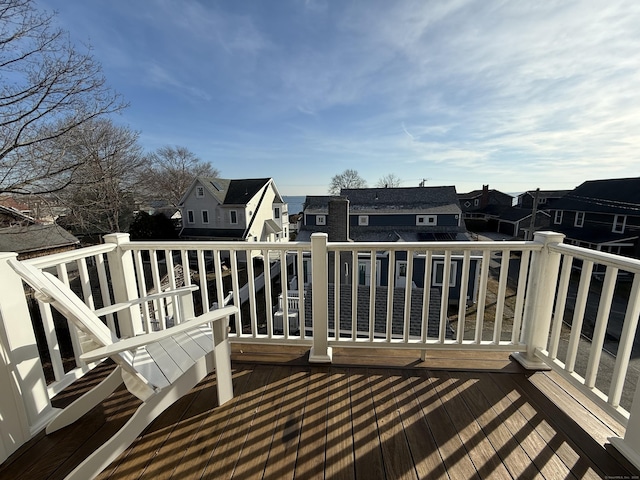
top-left (328, 197), bottom-right (349, 242)
top-left (481, 184), bottom-right (489, 208)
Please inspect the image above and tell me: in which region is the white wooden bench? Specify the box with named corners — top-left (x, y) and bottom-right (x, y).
top-left (9, 258), bottom-right (237, 480)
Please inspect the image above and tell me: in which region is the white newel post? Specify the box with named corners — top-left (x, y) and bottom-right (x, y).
top-left (513, 231), bottom-right (564, 370)
top-left (610, 380), bottom-right (640, 470)
top-left (104, 233), bottom-right (144, 338)
top-left (309, 233), bottom-right (332, 363)
top-left (0, 253), bottom-right (59, 463)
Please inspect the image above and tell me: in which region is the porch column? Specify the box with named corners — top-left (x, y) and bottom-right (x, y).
top-left (610, 380), bottom-right (640, 470)
top-left (513, 231), bottom-right (564, 369)
top-left (0, 253), bottom-right (59, 462)
top-left (104, 233), bottom-right (143, 337)
top-left (309, 233), bottom-right (332, 363)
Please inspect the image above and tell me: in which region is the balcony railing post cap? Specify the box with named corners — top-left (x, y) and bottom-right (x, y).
top-left (0, 252), bottom-right (18, 261)
top-left (103, 233), bottom-right (131, 244)
top-left (532, 231), bottom-right (565, 244)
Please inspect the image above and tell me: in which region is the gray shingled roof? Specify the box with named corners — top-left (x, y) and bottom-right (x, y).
top-left (0, 224), bottom-right (79, 254)
top-left (341, 186), bottom-right (461, 213)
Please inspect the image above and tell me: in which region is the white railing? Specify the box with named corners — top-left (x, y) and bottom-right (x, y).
top-left (1, 231), bottom-right (640, 468)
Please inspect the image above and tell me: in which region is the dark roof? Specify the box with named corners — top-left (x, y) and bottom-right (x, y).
top-left (497, 207), bottom-right (550, 222)
top-left (180, 227), bottom-right (246, 239)
top-left (194, 177), bottom-right (274, 206)
top-left (223, 178), bottom-right (272, 205)
top-left (552, 226), bottom-right (639, 245)
top-left (303, 196), bottom-right (335, 212)
top-left (550, 177), bottom-right (640, 215)
top-left (519, 190), bottom-right (570, 199)
top-left (0, 224), bottom-right (79, 254)
top-left (297, 285), bottom-right (453, 339)
top-left (341, 186), bottom-right (460, 213)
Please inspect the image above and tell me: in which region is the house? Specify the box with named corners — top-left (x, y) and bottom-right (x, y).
top-left (493, 206), bottom-right (551, 239)
top-left (300, 185), bottom-right (469, 242)
top-left (547, 177), bottom-right (640, 257)
top-left (179, 177), bottom-right (289, 242)
top-left (298, 186), bottom-right (478, 305)
top-left (0, 204), bottom-right (79, 259)
top-left (458, 185), bottom-right (513, 219)
top-left (516, 189), bottom-right (569, 210)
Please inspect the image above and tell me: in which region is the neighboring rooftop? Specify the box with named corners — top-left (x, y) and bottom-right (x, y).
top-left (550, 177), bottom-right (640, 215)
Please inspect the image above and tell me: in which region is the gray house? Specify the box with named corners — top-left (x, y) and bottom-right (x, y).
top-left (298, 186), bottom-right (478, 305)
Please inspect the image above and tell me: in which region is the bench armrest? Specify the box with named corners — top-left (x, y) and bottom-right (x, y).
top-left (80, 305), bottom-right (237, 363)
top-left (93, 285), bottom-right (199, 317)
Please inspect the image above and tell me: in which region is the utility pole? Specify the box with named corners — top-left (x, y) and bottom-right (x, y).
top-left (527, 188), bottom-right (540, 240)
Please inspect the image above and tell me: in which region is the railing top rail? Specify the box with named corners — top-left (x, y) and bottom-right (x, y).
top-left (26, 244), bottom-right (116, 268)
top-left (327, 240), bottom-right (543, 252)
top-left (123, 240), bottom-right (311, 252)
top-left (550, 242), bottom-right (640, 274)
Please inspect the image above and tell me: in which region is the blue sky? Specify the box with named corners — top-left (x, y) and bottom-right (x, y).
top-left (41, 0), bottom-right (640, 196)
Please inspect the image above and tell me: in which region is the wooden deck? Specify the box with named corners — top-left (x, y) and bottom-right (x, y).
top-left (1, 347), bottom-right (639, 479)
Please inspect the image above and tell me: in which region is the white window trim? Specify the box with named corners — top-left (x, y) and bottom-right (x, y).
top-left (201, 210), bottom-right (209, 224)
top-left (274, 207), bottom-right (280, 219)
top-left (613, 214), bottom-right (626, 233)
top-left (432, 261), bottom-right (457, 287)
top-left (416, 215), bottom-right (437, 226)
top-left (187, 210), bottom-right (195, 224)
top-left (316, 215), bottom-right (326, 226)
top-left (358, 215), bottom-right (369, 226)
top-left (574, 211), bottom-right (585, 228)
top-left (195, 186), bottom-right (205, 198)
top-left (230, 210), bottom-right (238, 224)
top-left (554, 211), bottom-right (563, 225)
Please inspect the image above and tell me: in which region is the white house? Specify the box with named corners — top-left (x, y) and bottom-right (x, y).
top-left (179, 177), bottom-right (289, 242)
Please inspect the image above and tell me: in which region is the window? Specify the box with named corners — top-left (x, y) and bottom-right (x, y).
top-left (316, 215), bottom-right (326, 226)
top-left (230, 210), bottom-right (238, 224)
top-left (187, 210), bottom-right (195, 224)
top-left (196, 186), bottom-right (205, 198)
top-left (474, 199), bottom-right (480, 207)
top-left (613, 215), bottom-right (626, 233)
top-left (432, 261), bottom-right (457, 287)
top-left (358, 215), bottom-right (369, 226)
top-left (574, 211), bottom-right (585, 227)
top-left (202, 210), bottom-right (209, 224)
top-left (554, 211), bottom-right (563, 224)
top-left (464, 201), bottom-right (471, 208)
top-left (416, 215), bottom-right (437, 226)
top-left (274, 207), bottom-right (280, 219)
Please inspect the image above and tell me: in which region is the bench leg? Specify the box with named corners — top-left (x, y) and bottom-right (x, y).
top-left (212, 318), bottom-right (234, 405)
top-left (47, 366), bottom-right (123, 434)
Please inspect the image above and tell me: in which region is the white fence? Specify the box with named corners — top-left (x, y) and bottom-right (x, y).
top-left (1, 231), bottom-right (640, 468)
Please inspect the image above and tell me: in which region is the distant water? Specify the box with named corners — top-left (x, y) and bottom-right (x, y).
top-left (283, 196), bottom-right (306, 215)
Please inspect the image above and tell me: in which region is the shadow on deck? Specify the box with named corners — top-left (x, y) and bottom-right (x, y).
top-left (1, 346), bottom-right (638, 479)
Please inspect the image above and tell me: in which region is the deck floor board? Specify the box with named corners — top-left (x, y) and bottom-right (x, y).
top-left (1, 351), bottom-right (638, 480)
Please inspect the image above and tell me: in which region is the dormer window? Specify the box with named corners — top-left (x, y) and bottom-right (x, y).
top-left (316, 215), bottom-right (326, 226)
top-left (196, 186), bottom-right (205, 198)
top-left (230, 210), bottom-right (238, 224)
top-left (358, 215), bottom-right (369, 226)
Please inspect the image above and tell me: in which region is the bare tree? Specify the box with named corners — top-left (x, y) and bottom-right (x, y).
top-left (139, 145), bottom-right (219, 207)
top-left (375, 173), bottom-right (402, 188)
top-left (0, 0), bottom-right (126, 196)
top-left (55, 118), bottom-right (143, 235)
top-left (328, 169), bottom-right (367, 195)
